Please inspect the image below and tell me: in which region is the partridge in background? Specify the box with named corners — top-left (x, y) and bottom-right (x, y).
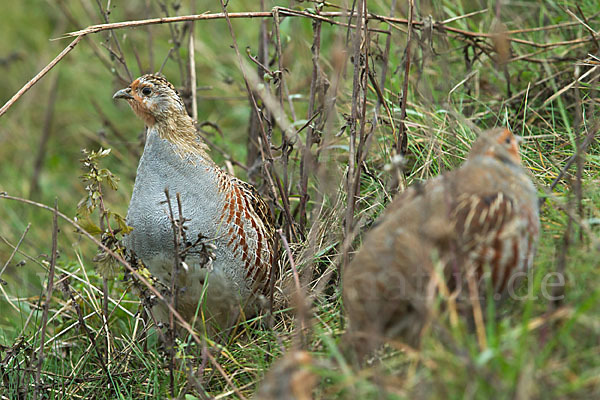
top-left (343, 128), bottom-right (540, 358)
top-left (113, 74), bottom-right (276, 333)
top-left (255, 351), bottom-right (316, 400)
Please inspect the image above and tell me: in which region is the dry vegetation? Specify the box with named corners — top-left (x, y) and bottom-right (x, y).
top-left (0, 0), bottom-right (599, 399)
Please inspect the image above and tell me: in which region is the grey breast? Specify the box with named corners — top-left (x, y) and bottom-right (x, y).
top-left (124, 130), bottom-right (223, 266)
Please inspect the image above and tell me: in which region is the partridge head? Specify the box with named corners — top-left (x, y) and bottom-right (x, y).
top-left (114, 74), bottom-right (185, 125)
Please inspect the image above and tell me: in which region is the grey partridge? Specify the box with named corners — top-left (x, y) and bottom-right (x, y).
top-left (113, 74), bottom-right (276, 333)
top-left (343, 128), bottom-right (540, 358)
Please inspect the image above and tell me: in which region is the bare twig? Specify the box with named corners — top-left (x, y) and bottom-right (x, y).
top-left (158, 0), bottom-right (186, 85)
top-left (58, 8), bottom-right (600, 53)
top-left (61, 277), bottom-right (113, 385)
top-left (246, 0), bottom-right (269, 181)
top-left (397, 0), bottom-right (414, 155)
top-left (272, 7), bottom-right (297, 121)
top-left (373, 0), bottom-right (396, 126)
top-left (30, 73), bottom-right (60, 199)
top-left (0, 194), bottom-right (192, 337)
top-left (163, 189), bottom-right (180, 397)
top-left (545, 127), bottom-right (598, 195)
top-left (271, 8), bottom-right (295, 242)
top-left (0, 36), bottom-right (82, 118)
top-left (55, 0), bottom-right (125, 81)
top-left (343, 0), bottom-right (367, 269)
top-left (0, 193), bottom-right (246, 395)
top-left (33, 200), bottom-right (59, 400)
top-left (144, 0), bottom-right (154, 71)
top-left (188, 8), bottom-right (198, 121)
top-left (219, 0), bottom-right (297, 242)
top-left (94, 0), bottom-right (133, 80)
top-left (62, 10), bottom-right (389, 39)
top-left (299, 14), bottom-right (323, 232)
top-left (278, 230), bottom-right (308, 347)
top-left (0, 224), bottom-right (31, 281)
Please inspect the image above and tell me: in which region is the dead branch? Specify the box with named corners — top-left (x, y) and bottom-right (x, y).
top-left (0, 36), bottom-right (82, 118)
top-left (33, 200), bottom-right (59, 400)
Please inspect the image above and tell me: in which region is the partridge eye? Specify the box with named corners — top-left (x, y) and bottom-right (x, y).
top-left (142, 87), bottom-right (152, 96)
top-left (505, 137), bottom-right (512, 144)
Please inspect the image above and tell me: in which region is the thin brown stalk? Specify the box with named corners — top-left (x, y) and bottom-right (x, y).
top-left (466, 271), bottom-right (487, 351)
top-left (30, 73), bottom-right (60, 199)
top-left (158, 0), bottom-right (186, 84)
top-left (246, 0), bottom-right (269, 180)
top-left (0, 194), bottom-right (194, 339)
top-left (130, 44), bottom-right (145, 76)
top-left (33, 200), bottom-right (59, 400)
top-left (373, 0), bottom-right (396, 124)
top-left (343, 0), bottom-right (366, 270)
top-left (60, 8), bottom-right (599, 52)
top-left (397, 0), bottom-right (414, 155)
top-left (95, 182), bottom-right (112, 366)
top-left (62, 10), bottom-right (389, 39)
top-left (0, 36), bottom-right (82, 118)
top-left (163, 189), bottom-right (181, 397)
top-left (62, 278), bottom-right (112, 382)
top-left (351, 11), bottom-right (372, 205)
top-left (506, 11), bottom-right (600, 34)
top-left (573, 69), bottom-right (584, 243)
top-left (272, 8), bottom-right (297, 120)
top-left (145, 0), bottom-right (154, 71)
top-left (552, 193), bottom-right (572, 309)
top-left (188, 7), bottom-right (198, 121)
top-left (0, 224), bottom-right (31, 281)
top-left (0, 193), bottom-right (248, 395)
top-left (219, 0), bottom-right (297, 242)
top-left (565, 6), bottom-right (599, 49)
top-left (56, 0), bottom-right (124, 81)
top-left (272, 8), bottom-right (294, 241)
top-left (94, 0), bottom-right (133, 80)
top-left (299, 16), bottom-right (323, 232)
top-left (278, 230), bottom-right (308, 348)
top-left (204, 350), bottom-right (247, 400)
top-left (159, 47), bottom-right (174, 74)
top-left (546, 128), bottom-right (598, 195)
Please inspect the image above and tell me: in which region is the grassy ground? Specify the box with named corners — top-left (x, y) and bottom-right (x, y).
top-left (0, 0), bottom-right (599, 398)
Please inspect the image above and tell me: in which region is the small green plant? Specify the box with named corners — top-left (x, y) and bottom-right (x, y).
top-left (77, 147), bottom-right (130, 278)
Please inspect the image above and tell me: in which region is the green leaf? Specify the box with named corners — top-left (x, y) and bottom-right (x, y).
top-left (78, 218), bottom-right (103, 236)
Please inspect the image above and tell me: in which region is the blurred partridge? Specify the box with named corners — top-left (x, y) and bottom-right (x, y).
top-left (113, 74), bottom-right (275, 333)
top-left (255, 351), bottom-right (316, 400)
top-left (343, 128), bottom-right (540, 358)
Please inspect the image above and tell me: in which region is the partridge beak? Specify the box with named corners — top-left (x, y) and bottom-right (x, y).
top-left (513, 135), bottom-right (524, 143)
top-left (113, 88), bottom-right (133, 100)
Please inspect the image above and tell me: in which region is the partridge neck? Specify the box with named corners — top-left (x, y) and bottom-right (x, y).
top-left (152, 112), bottom-right (213, 163)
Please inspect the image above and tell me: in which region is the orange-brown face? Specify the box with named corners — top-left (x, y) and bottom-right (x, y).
top-left (474, 128), bottom-right (521, 165)
top-left (113, 74), bottom-right (185, 126)
top-left (126, 78), bottom-right (157, 126)
top-left (488, 128), bottom-right (521, 163)
top-left (468, 127), bottom-right (523, 165)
